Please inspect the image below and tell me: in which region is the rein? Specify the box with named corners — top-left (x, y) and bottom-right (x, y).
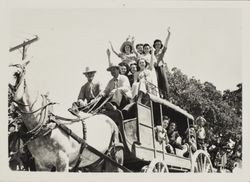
top-left (91, 95), bottom-right (113, 114)
top-left (26, 95), bottom-right (54, 135)
top-left (17, 101), bottom-right (57, 115)
top-left (50, 113), bottom-right (93, 123)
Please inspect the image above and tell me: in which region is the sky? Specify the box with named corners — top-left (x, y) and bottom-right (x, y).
top-left (9, 8), bottom-right (242, 114)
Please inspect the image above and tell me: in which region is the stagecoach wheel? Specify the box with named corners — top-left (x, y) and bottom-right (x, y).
top-left (146, 159), bottom-right (169, 173)
top-left (191, 150), bottom-right (213, 173)
top-left (141, 165), bottom-right (149, 172)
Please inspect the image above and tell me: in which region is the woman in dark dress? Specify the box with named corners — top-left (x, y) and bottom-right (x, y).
top-left (153, 27), bottom-right (171, 99)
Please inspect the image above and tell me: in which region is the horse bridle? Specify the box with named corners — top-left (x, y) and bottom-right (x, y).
top-left (8, 63), bottom-right (56, 128)
top-left (8, 63), bottom-right (27, 99)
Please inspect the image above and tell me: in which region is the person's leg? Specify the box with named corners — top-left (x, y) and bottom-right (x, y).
top-left (68, 102), bottom-right (80, 116)
top-left (118, 95), bottom-right (131, 110)
top-left (155, 66), bottom-right (169, 99)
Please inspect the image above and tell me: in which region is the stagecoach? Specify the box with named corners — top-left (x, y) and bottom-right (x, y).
top-left (8, 60), bottom-right (214, 173)
top-left (101, 91), bottom-right (214, 172)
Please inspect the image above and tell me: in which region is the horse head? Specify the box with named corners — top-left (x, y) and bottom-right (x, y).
top-left (9, 60), bottom-right (30, 102)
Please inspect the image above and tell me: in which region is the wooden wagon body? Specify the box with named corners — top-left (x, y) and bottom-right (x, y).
top-left (118, 93), bottom-right (213, 172)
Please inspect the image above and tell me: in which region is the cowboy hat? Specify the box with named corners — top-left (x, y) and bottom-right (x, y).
top-left (83, 66), bottom-right (96, 75)
top-left (106, 62), bottom-right (120, 71)
top-left (120, 41), bottom-right (133, 54)
top-left (195, 116), bottom-right (207, 124)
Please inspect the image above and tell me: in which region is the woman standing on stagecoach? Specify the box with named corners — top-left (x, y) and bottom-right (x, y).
top-left (131, 48), bottom-right (158, 99)
top-left (109, 37), bottom-right (137, 66)
top-left (139, 43), bottom-right (159, 97)
top-left (153, 27), bottom-right (171, 99)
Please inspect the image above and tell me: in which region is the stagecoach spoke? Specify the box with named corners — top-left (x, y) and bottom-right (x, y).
top-left (197, 157), bottom-right (201, 172)
top-left (195, 165), bottom-right (198, 172)
top-left (204, 163), bottom-right (208, 172)
top-left (199, 156), bottom-right (203, 172)
top-left (203, 156), bottom-right (207, 172)
top-left (201, 155), bottom-right (205, 172)
top-left (157, 163), bottom-right (161, 172)
top-left (160, 164), bottom-right (165, 172)
top-left (147, 159), bottom-right (168, 173)
top-left (192, 150), bottom-right (213, 173)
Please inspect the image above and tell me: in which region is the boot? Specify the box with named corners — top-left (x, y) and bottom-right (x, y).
top-left (68, 107), bottom-right (80, 117)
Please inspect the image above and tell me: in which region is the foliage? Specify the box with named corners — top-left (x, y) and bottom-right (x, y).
top-left (167, 67), bottom-right (242, 169)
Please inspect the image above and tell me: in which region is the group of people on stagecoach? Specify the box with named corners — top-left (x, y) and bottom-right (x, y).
top-left (8, 26), bottom-right (217, 171)
top-left (155, 114), bottom-right (207, 157)
top-left (68, 27), bottom-right (171, 116)
top-left (67, 26), bottom-right (208, 158)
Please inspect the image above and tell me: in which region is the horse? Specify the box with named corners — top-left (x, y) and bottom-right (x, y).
top-left (8, 60), bottom-right (124, 172)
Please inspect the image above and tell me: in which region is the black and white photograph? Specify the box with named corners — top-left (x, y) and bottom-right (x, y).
top-left (1, 1), bottom-right (250, 182)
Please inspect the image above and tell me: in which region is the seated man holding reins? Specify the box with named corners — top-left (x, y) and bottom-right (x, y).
top-left (100, 49), bottom-right (132, 111)
top-left (68, 67), bottom-right (101, 116)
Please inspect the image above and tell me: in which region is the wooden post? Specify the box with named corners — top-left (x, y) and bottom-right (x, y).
top-left (22, 42), bottom-right (26, 60)
top-left (159, 104), bottom-right (165, 160)
top-left (9, 36), bottom-right (39, 60)
top-left (150, 101), bottom-right (156, 158)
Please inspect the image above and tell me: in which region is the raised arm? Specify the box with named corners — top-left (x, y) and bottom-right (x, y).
top-left (148, 47), bottom-right (154, 70)
top-left (163, 27), bottom-right (171, 48)
top-left (109, 41), bottom-right (121, 58)
top-left (131, 36), bottom-right (139, 57)
top-left (126, 35), bottom-right (131, 41)
top-left (158, 27), bottom-right (171, 63)
top-left (106, 48), bottom-right (111, 66)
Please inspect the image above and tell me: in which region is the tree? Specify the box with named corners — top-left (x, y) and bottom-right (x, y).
top-left (167, 67), bottom-right (242, 170)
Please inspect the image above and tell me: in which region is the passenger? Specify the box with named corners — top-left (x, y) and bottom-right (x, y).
top-left (109, 39), bottom-right (137, 66)
top-left (118, 62), bottom-right (130, 76)
top-left (68, 67), bottom-right (101, 116)
top-left (131, 48), bottom-right (158, 99)
top-left (155, 115), bottom-right (170, 144)
top-left (182, 126), bottom-right (197, 157)
top-left (141, 44), bottom-right (159, 96)
top-left (100, 49), bottom-right (132, 111)
top-left (153, 27), bottom-right (171, 99)
top-left (127, 61), bottom-right (138, 86)
top-left (141, 43), bottom-right (153, 63)
top-left (195, 116), bottom-right (207, 150)
top-left (135, 43), bottom-right (144, 55)
top-left (131, 58), bottom-right (152, 99)
top-left (128, 37), bottom-right (142, 59)
top-left (166, 122), bottom-right (184, 154)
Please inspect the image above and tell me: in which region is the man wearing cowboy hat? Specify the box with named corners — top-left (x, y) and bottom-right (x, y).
top-left (101, 49), bottom-right (132, 111)
top-left (68, 66), bottom-right (101, 116)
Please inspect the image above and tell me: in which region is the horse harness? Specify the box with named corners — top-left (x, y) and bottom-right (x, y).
top-left (50, 114), bottom-right (123, 172)
top-left (8, 63), bottom-right (127, 172)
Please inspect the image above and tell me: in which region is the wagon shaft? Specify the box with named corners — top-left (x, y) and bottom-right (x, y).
top-left (52, 118), bottom-right (132, 172)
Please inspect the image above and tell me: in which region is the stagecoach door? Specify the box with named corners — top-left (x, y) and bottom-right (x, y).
top-left (136, 102), bottom-right (155, 157)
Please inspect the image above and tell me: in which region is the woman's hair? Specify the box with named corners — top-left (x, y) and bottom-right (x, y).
top-left (153, 39), bottom-right (163, 49)
top-left (143, 43), bottom-right (150, 48)
top-left (122, 44), bottom-right (133, 54)
top-left (118, 62), bottom-right (130, 75)
top-left (136, 43), bottom-right (143, 49)
top-left (163, 115), bottom-right (170, 121)
top-left (129, 62), bottom-right (139, 73)
top-left (138, 58), bottom-right (149, 71)
top-left (143, 43), bottom-right (152, 54)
